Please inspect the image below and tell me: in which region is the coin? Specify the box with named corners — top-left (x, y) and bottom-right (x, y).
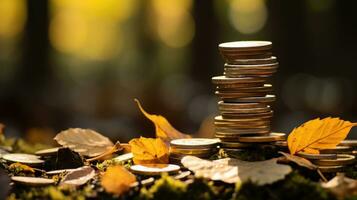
top-left (339, 140), bottom-right (357, 147)
top-left (221, 110), bottom-right (273, 119)
top-left (215, 127), bottom-right (271, 135)
top-left (237, 132), bottom-right (285, 143)
top-left (215, 91), bottom-right (268, 99)
top-left (130, 164), bottom-right (180, 175)
top-left (218, 41), bottom-right (272, 51)
top-left (273, 141), bottom-right (288, 148)
top-left (170, 138), bottom-right (219, 149)
top-left (35, 147), bottom-right (61, 157)
top-left (224, 56), bottom-right (277, 65)
top-left (212, 76), bottom-right (267, 85)
top-left (218, 101), bottom-right (267, 109)
top-left (113, 153), bottom-right (134, 163)
top-left (225, 62), bottom-right (278, 69)
top-left (2, 153), bottom-right (44, 166)
top-left (319, 146), bottom-right (353, 154)
top-left (214, 115), bottom-right (268, 123)
top-left (170, 147), bottom-right (214, 155)
top-left (221, 52), bottom-right (273, 62)
top-left (312, 154), bottom-right (355, 166)
top-left (46, 169), bottom-right (76, 175)
top-left (223, 94), bottom-right (276, 104)
top-left (216, 84), bottom-right (273, 93)
top-left (296, 152), bottom-right (337, 160)
top-left (214, 121), bottom-right (270, 128)
top-left (11, 176), bottom-right (54, 186)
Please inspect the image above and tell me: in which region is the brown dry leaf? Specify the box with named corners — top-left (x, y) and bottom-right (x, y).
top-left (321, 173), bottom-right (357, 199)
top-left (287, 117), bottom-right (357, 155)
top-left (60, 166), bottom-right (96, 186)
top-left (9, 163), bottom-right (35, 173)
top-left (101, 166), bottom-right (136, 195)
top-left (54, 128), bottom-right (114, 157)
top-left (129, 137), bottom-right (169, 164)
top-left (279, 151), bottom-right (317, 170)
top-left (182, 156), bottom-right (291, 185)
top-left (181, 156), bottom-right (239, 184)
top-left (134, 99), bottom-right (190, 142)
top-left (87, 142), bottom-right (122, 162)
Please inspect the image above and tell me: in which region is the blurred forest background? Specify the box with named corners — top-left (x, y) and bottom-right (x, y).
top-left (0, 0), bottom-right (356, 145)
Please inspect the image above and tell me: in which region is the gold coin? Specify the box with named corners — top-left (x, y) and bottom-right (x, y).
top-left (237, 132), bottom-right (286, 143)
top-left (216, 82), bottom-right (264, 89)
top-left (221, 111), bottom-right (273, 119)
top-left (130, 164), bottom-right (180, 176)
top-left (218, 101), bottom-right (267, 109)
top-left (2, 153), bottom-right (44, 166)
top-left (216, 91), bottom-right (268, 99)
top-left (11, 176), bottom-right (54, 186)
top-left (216, 84), bottom-right (273, 93)
top-left (319, 146), bottom-right (353, 154)
top-left (35, 147), bottom-right (61, 157)
top-left (312, 154), bottom-right (355, 166)
top-left (339, 140), bottom-right (357, 147)
top-left (296, 152), bottom-right (337, 160)
top-left (212, 76), bottom-right (267, 85)
top-left (46, 169), bottom-right (76, 175)
top-left (223, 56), bottom-right (277, 65)
top-left (214, 115), bottom-right (269, 123)
top-left (170, 138), bottom-right (219, 149)
top-left (214, 122), bottom-right (270, 129)
top-left (273, 141), bottom-right (288, 148)
top-left (223, 95), bottom-right (276, 104)
top-left (225, 62), bottom-right (278, 69)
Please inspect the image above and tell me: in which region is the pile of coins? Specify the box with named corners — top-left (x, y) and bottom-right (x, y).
top-left (169, 138), bottom-right (219, 164)
top-left (212, 41), bottom-right (285, 148)
top-left (276, 140), bottom-right (357, 173)
top-left (295, 140), bottom-right (357, 173)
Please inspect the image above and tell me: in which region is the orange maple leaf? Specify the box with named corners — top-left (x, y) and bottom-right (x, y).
top-left (129, 137), bottom-right (169, 164)
top-left (101, 166), bottom-right (136, 195)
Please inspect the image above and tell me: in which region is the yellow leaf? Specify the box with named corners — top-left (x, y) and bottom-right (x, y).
top-left (9, 163), bottom-right (35, 173)
top-left (134, 99), bottom-right (190, 142)
top-left (101, 166), bottom-right (136, 195)
top-left (129, 137), bottom-right (169, 164)
top-left (287, 117), bottom-right (357, 155)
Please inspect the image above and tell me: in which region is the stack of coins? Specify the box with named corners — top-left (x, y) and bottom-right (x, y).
top-left (283, 140), bottom-right (357, 173)
top-left (169, 138), bottom-right (219, 164)
top-left (212, 41), bottom-right (285, 147)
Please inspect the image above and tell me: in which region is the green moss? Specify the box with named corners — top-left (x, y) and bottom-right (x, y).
top-left (233, 171), bottom-right (335, 200)
top-left (138, 174), bottom-right (187, 200)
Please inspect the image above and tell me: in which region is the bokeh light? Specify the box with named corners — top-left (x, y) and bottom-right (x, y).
top-left (150, 0), bottom-right (195, 48)
top-left (49, 0), bottom-right (138, 60)
top-left (0, 0), bottom-right (26, 39)
top-left (229, 0), bottom-right (267, 34)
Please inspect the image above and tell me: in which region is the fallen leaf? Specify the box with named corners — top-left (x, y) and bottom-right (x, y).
top-left (181, 156), bottom-right (239, 184)
top-left (129, 137), bottom-right (169, 164)
top-left (279, 151), bottom-right (317, 170)
top-left (287, 117), bottom-right (357, 155)
top-left (101, 166), bottom-right (136, 195)
top-left (321, 173), bottom-right (357, 199)
top-left (8, 163), bottom-right (35, 173)
top-left (182, 156), bottom-right (292, 185)
top-left (60, 166), bottom-right (96, 186)
top-left (54, 128), bottom-right (114, 157)
top-left (87, 142), bottom-right (122, 162)
top-left (134, 99), bottom-right (190, 142)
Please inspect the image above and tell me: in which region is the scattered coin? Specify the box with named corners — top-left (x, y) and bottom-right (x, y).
top-left (113, 153), bottom-right (134, 163)
top-left (2, 153), bottom-right (44, 166)
top-left (170, 138), bottom-right (219, 149)
top-left (296, 152), bottom-right (337, 160)
top-left (319, 146), bottom-right (353, 154)
top-left (46, 168), bottom-right (77, 175)
top-left (11, 176), bottom-right (54, 186)
top-left (339, 140), bottom-right (357, 147)
top-left (312, 154), bottom-right (355, 166)
top-left (130, 164), bottom-right (180, 175)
